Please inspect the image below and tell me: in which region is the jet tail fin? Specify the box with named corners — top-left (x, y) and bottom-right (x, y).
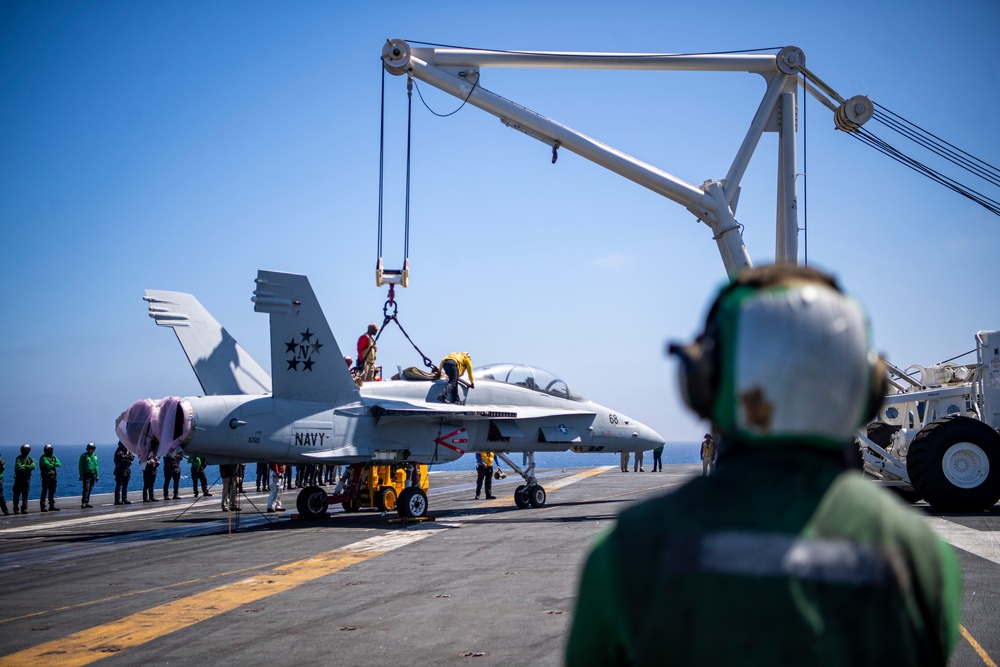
top-left (145, 290), bottom-right (272, 396)
top-left (252, 270), bottom-right (361, 405)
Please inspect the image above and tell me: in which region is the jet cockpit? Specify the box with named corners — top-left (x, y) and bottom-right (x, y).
top-left (475, 363), bottom-right (580, 401)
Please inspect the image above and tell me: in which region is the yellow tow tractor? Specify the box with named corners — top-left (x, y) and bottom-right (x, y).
top-left (295, 461), bottom-right (429, 519)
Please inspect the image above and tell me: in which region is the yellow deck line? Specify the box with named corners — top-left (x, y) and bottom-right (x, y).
top-left (961, 625), bottom-right (998, 667)
top-left (0, 530), bottom-right (441, 667)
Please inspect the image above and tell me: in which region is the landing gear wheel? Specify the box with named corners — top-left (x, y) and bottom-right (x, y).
top-left (906, 415), bottom-right (1000, 512)
top-left (527, 484), bottom-right (546, 508)
top-left (397, 487), bottom-right (428, 518)
top-left (296, 485), bottom-right (329, 519)
top-left (513, 484), bottom-right (530, 509)
top-left (341, 499), bottom-right (360, 513)
top-left (376, 486), bottom-right (397, 512)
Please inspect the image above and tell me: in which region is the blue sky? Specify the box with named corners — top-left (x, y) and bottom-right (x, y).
top-left (2, 0), bottom-right (998, 447)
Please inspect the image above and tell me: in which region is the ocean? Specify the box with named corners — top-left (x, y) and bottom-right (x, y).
top-left (0, 442), bottom-right (701, 503)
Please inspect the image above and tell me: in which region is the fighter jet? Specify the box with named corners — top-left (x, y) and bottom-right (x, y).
top-left (116, 270), bottom-right (665, 518)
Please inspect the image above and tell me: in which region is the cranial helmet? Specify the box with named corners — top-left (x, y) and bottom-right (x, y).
top-left (367, 323), bottom-right (379, 335)
top-left (668, 264), bottom-right (886, 449)
top-left (44, 443), bottom-right (54, 453)
top-left (86, 443), bottom-right (96, 450)
top-left (20, 443), bottom-right (31, 454)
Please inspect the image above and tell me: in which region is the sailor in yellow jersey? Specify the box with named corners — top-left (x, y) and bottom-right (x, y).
top-left (438, 352), bottom-right (475, 404)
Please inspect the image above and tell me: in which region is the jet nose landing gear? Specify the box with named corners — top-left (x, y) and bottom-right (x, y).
top-left (497, 452), bottom-right (547, 509)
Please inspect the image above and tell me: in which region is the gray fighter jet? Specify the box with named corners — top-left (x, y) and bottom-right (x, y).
top-left (116, 270), bottom-right (664, 516)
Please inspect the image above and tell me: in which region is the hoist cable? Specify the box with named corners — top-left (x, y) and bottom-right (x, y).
top-left (850, 128), bottom-right (1000, 216)
top-left (411, 74), bottom-right (480, 117)
top-left (801, 74), bottom-right (808, 266)
top-left (405, 76), bottom-right (412, 260)
top-left (873, 102), bottom-right (1000, 186)
top-left (402, 39), bottom-right (785, 58)
top-left (873, 110), bottom-right (1000, 188)
top-left (372, 290), bottom-right (437, 373)
top-left (377, 66), bottom-right (386, 259)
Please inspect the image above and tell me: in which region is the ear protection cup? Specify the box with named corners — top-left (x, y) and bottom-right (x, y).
top-left (668, 264), bottom-right (885, 436)
top-left (668, 325), bottom-right (719, 421)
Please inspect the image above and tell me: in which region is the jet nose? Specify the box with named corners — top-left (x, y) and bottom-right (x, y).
top-left (633, 420), bottom-right (665, 450)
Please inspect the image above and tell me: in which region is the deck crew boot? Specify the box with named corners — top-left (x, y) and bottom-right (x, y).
top-left (41, 502), bottom-right (47, 512)
top-left (49, 504), bottom-right (59, 511)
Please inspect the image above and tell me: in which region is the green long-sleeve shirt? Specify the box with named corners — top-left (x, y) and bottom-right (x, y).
top-left (15, 455), bottom-right (36, 477)
top-left (39, 454), bottom-right (61, 475)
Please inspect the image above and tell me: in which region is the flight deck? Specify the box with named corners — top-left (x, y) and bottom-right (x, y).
top-left (0, 465), bottom-right (997, 666)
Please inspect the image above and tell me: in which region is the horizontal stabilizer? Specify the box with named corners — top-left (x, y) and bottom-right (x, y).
top-left (145, 290), bottom-right (272, 396)
top-left (252, 270), bottom-right (360, 405)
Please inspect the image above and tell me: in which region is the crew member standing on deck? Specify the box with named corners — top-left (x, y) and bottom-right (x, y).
top-left (267, 462), bottom-right (285, 512)
top-left (566, 264), bottom-right (962, 666)
top-left (0, 452), bottom-right (9, 516)
top-left (162, 452), bottom-right (182, 499)
top-left (220, 463), bottom-right (240, 511)
top-left (700, 433), bottom-right (716, 476)
top-left (142, 451), bottom-right (159, 502)
top-left (113, 441), bottom-right (134, 505)
top-left (438, 352), bottom-right (475, 404)
top-left (356, 323), bottom-right (379, 382)
top-left (633, 449), bottom-right (645, 472)
top-left (474, 452), bottom-right (498, 500)
top-left (79, 443), bottom-right (99, 508)
top-left (13, 444), bottom-right (34, 514)
top-left (651, 444), bottom-right (664, 472)
top-left (188, 454), bottom-right (211, 498)
top-left (619, 451), bottom-right (629, 473)
top-left (39, 444), bottom-right (61, 512)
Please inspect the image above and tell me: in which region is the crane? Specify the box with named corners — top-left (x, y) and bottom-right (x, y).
top-left (380, 39), bottom-right (874, 277)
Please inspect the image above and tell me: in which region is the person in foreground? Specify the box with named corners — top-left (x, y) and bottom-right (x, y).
top-left (565, 264), bottom-right (961, 666)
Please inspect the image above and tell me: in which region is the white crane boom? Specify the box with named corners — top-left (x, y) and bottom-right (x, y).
top-left (380, 39), bottom-right (872, 277)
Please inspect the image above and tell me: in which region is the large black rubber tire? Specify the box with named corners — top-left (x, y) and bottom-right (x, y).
top-left (296, 485), bottom-right (329, 519)
top-left (341, 499), bottom-right (360, 513)
top-left (397, 487), bottom-right (428, 518)
top-left (527, 485), bottom-right (546, 508)
top-left (513, 484), bottom-right (530, 509)
top-left (906, 415), bottom-right (1000, 512)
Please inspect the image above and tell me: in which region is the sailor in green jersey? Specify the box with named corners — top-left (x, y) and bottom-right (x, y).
top-left (566, 265), bottom-right (961, 667)
top-left (39, 444), bottom-right (62, 511)
top-left (13, 444), bottom-right (35, 514)
top-left (79, 443), bottom-right (99, 508)
top-left (0, 452), bottom-right (9, 515)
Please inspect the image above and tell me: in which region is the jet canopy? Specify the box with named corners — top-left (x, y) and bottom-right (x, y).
top-left (474, 363), bottom-right (583, 401)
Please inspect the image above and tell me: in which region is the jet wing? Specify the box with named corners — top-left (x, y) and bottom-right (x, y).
top-left (344, 399), bottom-right (595, 424)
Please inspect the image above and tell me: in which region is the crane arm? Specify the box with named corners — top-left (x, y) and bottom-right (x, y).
top-left (381, 40), bottom-right (871, 277)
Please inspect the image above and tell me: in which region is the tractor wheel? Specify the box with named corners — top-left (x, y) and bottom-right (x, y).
top-left (397, 487), bottom-right (428, 518)
top-left (341, 499), bottom-right (360, 513)
top-left (906, 415), bottom-right (1000, 512)
top-left (296, 486), bottom-right (329, 519)
top-left (376, 486), bottom-right (397, 512)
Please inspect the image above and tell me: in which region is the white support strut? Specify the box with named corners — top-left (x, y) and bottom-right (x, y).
top-left (381, 40), bottom-right (871, 278)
